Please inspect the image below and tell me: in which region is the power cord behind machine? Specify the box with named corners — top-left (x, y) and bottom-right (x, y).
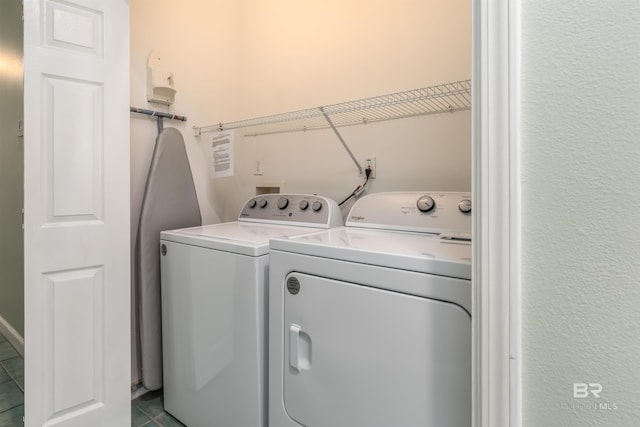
top-left (338, 165), bottom-right (373, 206)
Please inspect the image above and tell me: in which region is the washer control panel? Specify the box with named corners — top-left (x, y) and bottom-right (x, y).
top-left (346, 191), bottom-right (471, 235)
top-left (238, 194), bottom-right (343, 228)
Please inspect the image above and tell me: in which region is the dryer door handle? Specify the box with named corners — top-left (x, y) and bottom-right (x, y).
top-left (289, 324), bottom-right (312, 373)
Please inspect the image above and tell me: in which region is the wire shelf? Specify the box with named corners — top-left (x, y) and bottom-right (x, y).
top-left (194, 79), bottom-right (471, 137)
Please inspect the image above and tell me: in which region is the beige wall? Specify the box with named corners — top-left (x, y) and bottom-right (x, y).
top-left (130, 0), bottom-right (470, 385)
top-left (216, 0), bottom-right (471, 220)
top-left (0, 0), bottom-right (24, 337)
top-left (237, 0), bottom-right (470, 117)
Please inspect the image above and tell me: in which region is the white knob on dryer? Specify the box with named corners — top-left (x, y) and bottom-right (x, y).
top-left (458, 199), bottom-right (472, 213)
top-left (416, 195), bottom-right (435, 213)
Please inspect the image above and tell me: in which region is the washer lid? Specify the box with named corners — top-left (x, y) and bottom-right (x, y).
top-left (270, 227), bottom-right (471, 279)
top-left (161, 222), bottom-right (322, 256)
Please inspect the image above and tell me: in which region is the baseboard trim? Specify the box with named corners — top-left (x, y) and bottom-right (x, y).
top-left (131, 381), bottom-right (150, 400)
top-left (0, 315), bottom-right (24, 357)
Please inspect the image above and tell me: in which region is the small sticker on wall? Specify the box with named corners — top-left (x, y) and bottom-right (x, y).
top-left (210, 130), bottom-right (234, 178)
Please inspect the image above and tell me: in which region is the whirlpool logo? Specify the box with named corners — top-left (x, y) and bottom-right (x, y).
top-left (350, 215), bottom-right (365, 221)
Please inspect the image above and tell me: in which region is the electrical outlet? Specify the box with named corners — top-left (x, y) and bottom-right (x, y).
top-left (360, 156), bottom-right (376, 179)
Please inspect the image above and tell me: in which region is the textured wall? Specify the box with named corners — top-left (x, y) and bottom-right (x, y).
top-left (521, 1), bottom-right (640, 425)
top-left (0, 0), bottom-right (24, 336)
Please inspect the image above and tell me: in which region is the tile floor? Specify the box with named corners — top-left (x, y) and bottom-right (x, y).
top-left (0, 331), bottom-right (184, 427)
top-left (0, 333), bottom-right (24, 427)
top-left (131, 390), bottom-right (185, 427)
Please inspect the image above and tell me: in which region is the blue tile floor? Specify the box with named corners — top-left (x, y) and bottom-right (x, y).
top-left (0, 331), bottom-right (184, 427)
top-left (0, 333), bottom-right (24, 427)
top-left (131, 390), bottom-right (186, 427)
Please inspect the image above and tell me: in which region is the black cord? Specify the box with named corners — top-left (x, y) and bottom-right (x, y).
top-left (338, 167), bottom-right (372, 206)
top-left (338, 190), bottom-right (358, 206)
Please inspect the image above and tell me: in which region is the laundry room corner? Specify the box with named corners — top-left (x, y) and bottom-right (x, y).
top-left (129, 0), bottom-right (243, 390)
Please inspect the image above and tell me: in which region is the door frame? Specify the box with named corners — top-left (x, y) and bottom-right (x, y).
top-left (472, 0), bottom-right (521, 426)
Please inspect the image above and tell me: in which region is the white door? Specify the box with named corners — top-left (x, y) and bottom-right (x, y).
top-left (23, 0), bottom-right (130, 426)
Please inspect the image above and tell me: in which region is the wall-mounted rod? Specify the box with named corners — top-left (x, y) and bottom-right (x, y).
top-left (320, 107), bottom-right (363, 175)
top-left (130, 106), bottom-right (187, 122)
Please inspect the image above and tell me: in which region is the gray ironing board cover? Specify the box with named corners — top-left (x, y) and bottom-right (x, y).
top-left (136, 127), bottom-right (201, 390)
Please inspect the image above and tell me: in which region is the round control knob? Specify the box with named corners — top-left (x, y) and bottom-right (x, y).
top-left (247, 199), bottom-right (257, 208)
top-left (299, 200), bottom-right (309, 210)
top-left (277, 197), bottom-right (289, 210)
top-left (311, 201), bottom-right (323, 212)
top-left (258, 199), bottom-right (268, 208)
top-left (458, 199), bottom-right (472, 213)
top-left (416, 195), bottom-right (435, 213)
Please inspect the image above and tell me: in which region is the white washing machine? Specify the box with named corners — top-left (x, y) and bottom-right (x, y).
top-left (268, 191), bottom-right (472, 427)
top-left (160, 194), bottom-right (342, 427)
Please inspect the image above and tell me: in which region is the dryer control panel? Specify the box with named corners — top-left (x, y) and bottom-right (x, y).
top-left (346, 191), bottom-right (471, 235)
top-left (238, 194), bottom-right (343, 228)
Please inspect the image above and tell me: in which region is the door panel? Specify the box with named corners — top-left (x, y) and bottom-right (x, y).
top-left (45, 266), bottom-right (104, 413)
top-left (44, 76), bottom-right (104, 222)
top-left (24, 1), bottom-right (130, 426)
top-left (283, 272), bottom-right (471, 427)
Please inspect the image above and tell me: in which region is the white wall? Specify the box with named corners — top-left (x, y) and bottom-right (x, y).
top-left (219, 111), bottom-right (471, 221)
top-left (521, 1), bottom-right (640, 425)
top-left (0, 0), bottom-right (24, 338)
top-left (131, 0), bottom-right (470, 385)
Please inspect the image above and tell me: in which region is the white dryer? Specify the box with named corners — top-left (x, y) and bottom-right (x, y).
top-left (268, 192), bottom-right (472, 427)
top-left (160, 194), bottom-right (342, 427)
